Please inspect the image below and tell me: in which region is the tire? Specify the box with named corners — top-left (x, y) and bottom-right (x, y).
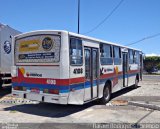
top-left (134, 78), bottom-right (139, 88)
top-left (100, 83), bottom-right (111, 104)
top-left (131, 77), bottom-right (138, 89)
top-left (0, 78), bottom-right (3, 89)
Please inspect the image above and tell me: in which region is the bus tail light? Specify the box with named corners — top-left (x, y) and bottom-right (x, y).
top-left (13, 86), bottom-right (19, 90)
top-left (49, 89), bottom-right (59, 94)
top-left (30, 88), bottom-right (40, 93)
top-left (13, 86), bottom-right (27, 91)
top-left (43, 89), bottom-right (49, 93)
top-left (43, 89), bottom-right (59, 94)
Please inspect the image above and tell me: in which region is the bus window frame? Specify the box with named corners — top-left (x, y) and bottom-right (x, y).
top-left (134, 51), bottom-right (140, 64)
top-left (100, 43), bottom-right (113, 65)
top-left (69, 37), bottom-right (83, 66)
top-left (113, 46), bottom-right (122, 65)
top-left (129, 49), bottom-right (134, 64)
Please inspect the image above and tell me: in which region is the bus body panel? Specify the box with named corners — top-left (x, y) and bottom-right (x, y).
top-left (67, 65), bottom-right (85, 105)
top-left (111, 64), bottom-right (124, 93)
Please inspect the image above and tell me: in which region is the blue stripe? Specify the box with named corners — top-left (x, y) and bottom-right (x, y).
top-left (84, 80), bottom-right (97, 88)
top-left (12, 82), bottom-right (70, 93)
top-left (12, 82), bottom-right (68, 90)
top-left (70, 83), bottom-right (84, 90)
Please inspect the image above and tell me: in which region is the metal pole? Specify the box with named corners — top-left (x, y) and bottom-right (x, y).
top-left (78, 0), bottom-right (80, 34)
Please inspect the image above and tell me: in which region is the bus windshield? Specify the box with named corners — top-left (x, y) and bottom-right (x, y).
top-left (15, 34), bottom-right (60, 64)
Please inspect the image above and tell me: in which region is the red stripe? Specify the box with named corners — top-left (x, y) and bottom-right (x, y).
top-left (100, 72), bottom-right (115, 79)
top-left (118, 71), bottom-right (123, 75)
top-left (128, 70), bottom-right (140, 74)
top-left (70, 77), bottom-right (85, 84)
top-left (12, 69), bottom-right (85, 86)
top-left (16, 65), bottom-right (60, 66)
top-left (12, 77), bottom-right (85, 86)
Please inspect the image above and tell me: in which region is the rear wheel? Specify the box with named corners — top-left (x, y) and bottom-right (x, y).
top-left (100, 83), bottom-right (111, 104)
top-left (0, 78), bottom-right (3, 89)
top-left (134, 78), bottom-right (139, 88)
top-left (131, 77), bottom-right (139, 89)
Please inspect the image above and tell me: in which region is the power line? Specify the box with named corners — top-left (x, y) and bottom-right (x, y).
top-left (125, 32), bottom-right (160, 46)
top-left (83, 0), bottom-right (124, 34)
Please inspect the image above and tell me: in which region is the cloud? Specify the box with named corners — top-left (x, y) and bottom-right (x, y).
top-left (145, 53), bottom-right (160, 57)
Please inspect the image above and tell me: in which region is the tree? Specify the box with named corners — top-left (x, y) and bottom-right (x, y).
top-left (144, 56), bottom-right (160, 73)
top-left (157, 63), bottom-right (160, 70)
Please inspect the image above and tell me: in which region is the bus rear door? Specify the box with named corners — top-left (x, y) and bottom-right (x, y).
top-left (122, 52), bottom-right (128, 87)
top-left (84, 47), bottom-right (99, 101)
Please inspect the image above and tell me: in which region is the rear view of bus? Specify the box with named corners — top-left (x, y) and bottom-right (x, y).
top-left (11, 31), bottom-right (70, 104)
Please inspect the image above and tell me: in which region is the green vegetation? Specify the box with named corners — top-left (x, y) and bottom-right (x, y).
top-left (144, 56), bottom-right (160, 74)
top-left (157, 63), bottom-right (160, 70)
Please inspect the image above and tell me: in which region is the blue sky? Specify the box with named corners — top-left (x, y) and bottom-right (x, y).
top-left (0, 0), bottom-right (160, 55)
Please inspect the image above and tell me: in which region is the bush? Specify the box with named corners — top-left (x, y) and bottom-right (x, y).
top-left (144, 56), bottom-right (160, 73)
top-left (157, 64), bottom-right (160, 70)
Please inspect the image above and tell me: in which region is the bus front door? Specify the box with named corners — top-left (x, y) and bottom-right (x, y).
top-left (122, 52), bottom-right (128, 87)
top-left (84, 47), bottom-right (99, 101)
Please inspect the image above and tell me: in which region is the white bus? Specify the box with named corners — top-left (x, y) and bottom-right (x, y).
top-left (11, 30), bottom-right (143, 105)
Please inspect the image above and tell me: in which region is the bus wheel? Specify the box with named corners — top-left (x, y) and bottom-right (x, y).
top-left (100, 83), bottom-right (111, 104)
top-left (0, 79), bottom-right (3, 89)
top-left (135, 78), bottom-right (139, 88)
top-left (132, 77), bottom-right (139, 89)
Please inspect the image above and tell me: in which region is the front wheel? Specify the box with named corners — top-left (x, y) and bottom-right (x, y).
top-left (100, 83), bottom-right (111, 104)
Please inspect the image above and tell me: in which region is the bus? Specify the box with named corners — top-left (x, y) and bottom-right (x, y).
top-left (11, 30), bottom-right (143, 105)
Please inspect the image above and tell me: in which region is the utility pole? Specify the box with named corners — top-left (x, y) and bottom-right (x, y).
top-left (78, 0), bottom-right (80, 34)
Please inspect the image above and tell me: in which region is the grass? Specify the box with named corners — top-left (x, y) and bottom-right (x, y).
top-left (10, 110), bottom-right (18, 113)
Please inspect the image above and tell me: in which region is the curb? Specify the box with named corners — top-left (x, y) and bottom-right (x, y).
top-left (128, 101), bottom-right (160, 111)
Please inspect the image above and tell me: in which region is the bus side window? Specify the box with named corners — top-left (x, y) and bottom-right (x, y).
top-left (100, 43), bottom-right (113, 65)
top-left (113, 46), bottom-right (121, 65)
top-left (129, 49), bottom-right (134, 64)
top-left (70, 38), bottom-right (83, 65)
top-left (134, 51), bottom-right (140, 64)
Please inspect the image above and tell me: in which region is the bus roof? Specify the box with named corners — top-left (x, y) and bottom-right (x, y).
top-left (15, 30), bottom-right (142, 52)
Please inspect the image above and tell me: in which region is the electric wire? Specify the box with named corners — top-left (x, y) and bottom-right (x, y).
top-left (83, 0), bottom-right (124, 34)
top-left (125, 32), bottom-right (160, 46)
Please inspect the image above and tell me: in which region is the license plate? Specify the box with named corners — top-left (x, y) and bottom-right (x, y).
top-left (31, 88), bottom-right (40, 94)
